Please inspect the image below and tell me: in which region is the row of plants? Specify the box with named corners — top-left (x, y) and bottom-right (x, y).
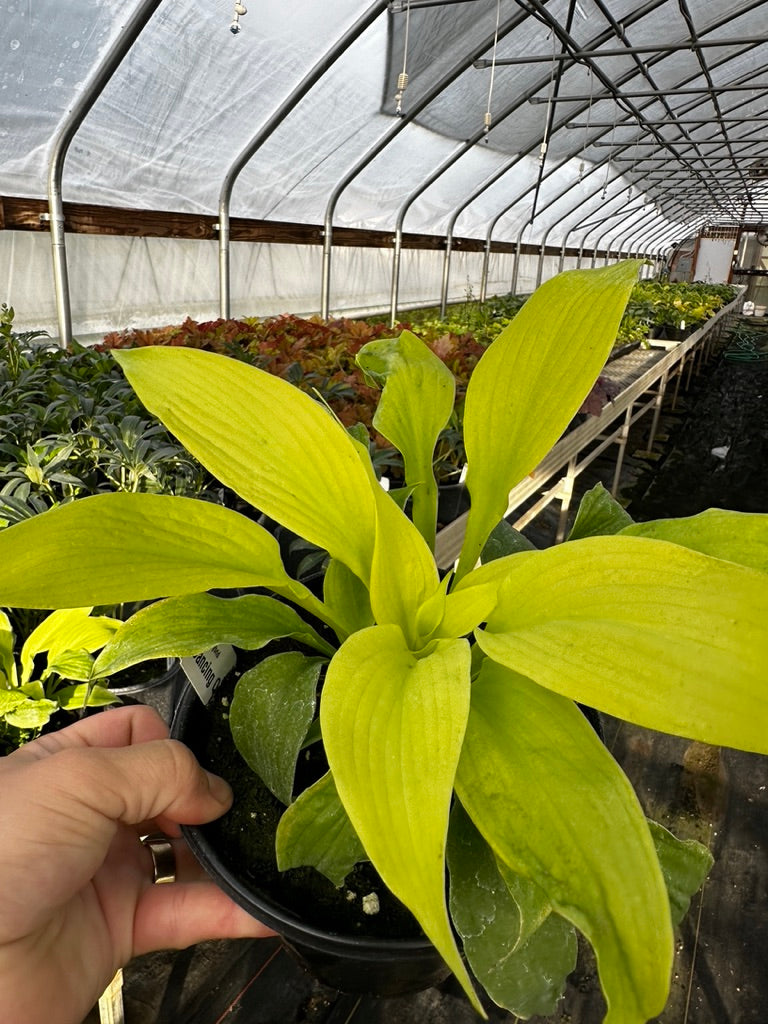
top-left (0, 263), bottom-right (765, 1022)
top-left (621, 280), bottom-right (737, 341)
top-left (0, 304), bottom-right (223, 747)
top-left (0, 304), bottom-right (220, 529)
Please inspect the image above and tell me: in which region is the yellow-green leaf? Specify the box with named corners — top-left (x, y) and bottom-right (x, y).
top-left (276, 771), bottom-right (367, 887)
top-left (476, 535), bottom-right (768, 752)
top-left (456, 661), bottom-right (673, 1023)
top-left (621, 508), bottom-right (768, 573)
top-left (94, 593), bottom-right (333, 677)
top-left (357, 330), bottom-right (455, 549)
top-left (114, 347), bottom-right (377, 583)
top-left (21, 608), bottom-right (120, 684)
top-left (56, 683), bottom-right (120, 710)
top-left (0, 611), bottom-right (18, 690)
top-left (320, 625), bottom-right (481, 1012)
top-left (369, 476), bottom-right (441, 648)
top-left (457, 262), bottom-right (642, 580)
top-left (0, 493), bottom-right (297, 609)
top-left (322, 559), bottom-right (374, 637)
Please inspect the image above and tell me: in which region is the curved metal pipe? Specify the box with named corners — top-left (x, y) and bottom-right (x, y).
top-left (535, 169), bottom-right (631, 282)
top-left (320, 6), bottom-right (532, 319)
top-left (47, 0), bottom-right (163, 346)
top-left (218, 0), bottom-right (388, 318)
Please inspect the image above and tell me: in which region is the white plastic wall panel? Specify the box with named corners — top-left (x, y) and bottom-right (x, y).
top-left (3, 0), bottom-right (767, 332)
top-left (694, 238), bottom-right (735, 284)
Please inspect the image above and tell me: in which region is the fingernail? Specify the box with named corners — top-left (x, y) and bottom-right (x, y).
top-left (206, 771), bottom-right (233, 806)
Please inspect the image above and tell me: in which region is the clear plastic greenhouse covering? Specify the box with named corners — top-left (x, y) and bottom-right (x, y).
top-left (1, 0), bottom-right (767, 339)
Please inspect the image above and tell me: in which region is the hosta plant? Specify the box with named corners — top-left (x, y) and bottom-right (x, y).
top-left (0, 262), bottom-right (766, 1021)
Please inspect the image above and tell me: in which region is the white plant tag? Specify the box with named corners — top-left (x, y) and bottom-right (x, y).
top-left (180, 644), bottom-right (237, 705)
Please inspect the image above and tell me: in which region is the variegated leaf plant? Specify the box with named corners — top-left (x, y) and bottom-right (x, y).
top-left (1, 262), bottom-right (765, 1021)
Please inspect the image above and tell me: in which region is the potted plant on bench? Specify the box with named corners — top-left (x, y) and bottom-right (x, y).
top-left (0, 262), bottom-right (766, 1021)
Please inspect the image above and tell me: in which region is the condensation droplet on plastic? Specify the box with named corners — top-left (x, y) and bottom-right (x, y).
top-left (9, 39), bottom-right (21, 51)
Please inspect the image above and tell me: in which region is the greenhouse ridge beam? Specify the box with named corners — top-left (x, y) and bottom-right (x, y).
top-left (473, 37), bottom-right (768, 64)
top-left (461, 0), bottom-right (729, 282)
top-left (528, 85), bottom-right (768, 100)
top-left (522, 0), bottom-right (748, 221)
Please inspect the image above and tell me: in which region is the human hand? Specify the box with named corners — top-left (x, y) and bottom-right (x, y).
top-left (0, 704), bottom-right (274, 1024)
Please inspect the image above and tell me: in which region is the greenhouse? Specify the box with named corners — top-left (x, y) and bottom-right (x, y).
top-left (1, 2), bottom-right (768, 1023)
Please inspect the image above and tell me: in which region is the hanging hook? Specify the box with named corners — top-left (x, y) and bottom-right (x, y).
top-left (230, 1), bottom-right (247, 34)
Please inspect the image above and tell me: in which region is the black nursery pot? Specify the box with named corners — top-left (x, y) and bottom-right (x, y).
top-left (171, 681), bottom-right (451, 997)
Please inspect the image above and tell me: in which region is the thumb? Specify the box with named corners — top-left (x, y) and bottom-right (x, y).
top-left (29, 738), bottom-right (233, 832)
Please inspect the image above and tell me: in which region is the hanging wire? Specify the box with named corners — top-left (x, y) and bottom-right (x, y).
top-left (394, 0), bottom-right (412, 115)
top-left (538, 28), bottom-right (557, 166)
top-left (628, 132), bottom-right (640, 200)
top-left (602, 100), bottom-right (619, 199)
top-left (528, 27), bottom-right (560, 224)
top-left (483, 0), bottom-right (502, 140)
top-left (578, 67), bottom-right (594, 181)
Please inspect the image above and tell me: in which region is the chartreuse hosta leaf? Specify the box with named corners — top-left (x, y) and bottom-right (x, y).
top-left (0, 493), bottom-right (307, 610)
top-left (320, 625), bottom-right (481, 1013)
top-left (322, 559), bottom-right (374, 638)
top-left (366, 448), bottom-right (442, 648)
top-left (447, 802), bottom-right (577, 1018)
top-left (93, 593), bottom-right (334, 677)
top-left (456, 661), bottom-right (673, 1024)
top-left (44, 650), bottom-right (97, 683)
top-left (357, 330), bottom-right (455, 550)
top-left (114, 347), bottom-right (378, 584)
top-left (432, 550), bottom-right (538, 639)
top-left (276, 771), bottom-right (368, 887)
top-left (230, 652), bottom-right (325, 806)
top-left (621, 508), bottom-right (768, 573)
top-left (21, 607), bottom-right (121, 684)
top-left (476, 535), bottom-right (768, 752)
top-left (457, 261), bottom-right (643, 580)
top-left (0, 691), bottom-right (29, 717)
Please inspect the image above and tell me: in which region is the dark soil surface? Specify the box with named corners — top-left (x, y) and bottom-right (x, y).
top-left (627, 352), bottom-right (768, 520)
top-left (184, 671), bottom-right (424, 942)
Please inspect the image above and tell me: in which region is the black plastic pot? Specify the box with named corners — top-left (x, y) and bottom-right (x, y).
top-left (171, 681), bottom-right (451, 997)
top-left (111, 657), bottom-right (183, 724)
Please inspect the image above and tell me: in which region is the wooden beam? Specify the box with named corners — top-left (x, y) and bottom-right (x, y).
top-left (0, 195), bottom-right (582, 259)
